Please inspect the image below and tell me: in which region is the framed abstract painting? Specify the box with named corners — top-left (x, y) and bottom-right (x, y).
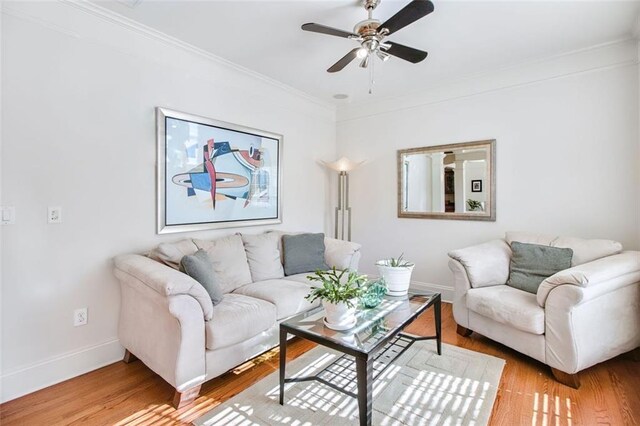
top-left (156, 108), bottom-right (282, 234)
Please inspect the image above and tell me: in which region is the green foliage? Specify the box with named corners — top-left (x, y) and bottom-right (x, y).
top-left (305, 267), bottom-right (367, 308)
top-left (377, 253), bottom-right (414, 268)
top-left (467, 199), bottom-right (483, 211)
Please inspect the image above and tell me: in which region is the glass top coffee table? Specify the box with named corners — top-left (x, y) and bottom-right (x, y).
top-left (279, 292), bottom-right (441, 426)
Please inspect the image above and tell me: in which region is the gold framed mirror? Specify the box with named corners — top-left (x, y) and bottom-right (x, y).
top-left (398, 139), bottom-right (496, 221)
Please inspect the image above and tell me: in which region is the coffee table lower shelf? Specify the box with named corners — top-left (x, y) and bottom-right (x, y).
top-left (279, 292), bottom-right (442, 426)
top-left (279, 332), bottom-right (441, 425)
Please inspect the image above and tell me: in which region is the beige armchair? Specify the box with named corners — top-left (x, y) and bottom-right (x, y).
top-left (448, 232), bottom-right (640, 388)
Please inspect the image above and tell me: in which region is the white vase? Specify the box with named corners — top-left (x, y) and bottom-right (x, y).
top-left (322, 300), bottom-right (356, 329)
top-left (376, 263), bottom-right (415, 296)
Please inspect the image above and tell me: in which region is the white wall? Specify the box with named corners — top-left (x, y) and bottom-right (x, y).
top-left (405, 154), bottom-right (431, 211)
top-left (0, 1), bottom-right (335, 402)
top-left (337, 39), bottom-right (639, 298)
top-left (464, 161), bottom-right (487, 206)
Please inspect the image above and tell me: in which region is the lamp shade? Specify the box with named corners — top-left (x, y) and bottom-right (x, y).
top-left (320, 157), bottom-right (365, 172)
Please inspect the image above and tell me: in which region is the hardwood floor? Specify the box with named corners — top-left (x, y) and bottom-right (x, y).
top-left (1, 302), bottom-right (639, 425)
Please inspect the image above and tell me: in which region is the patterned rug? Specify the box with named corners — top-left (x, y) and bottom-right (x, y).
top-left (193, 340), bottom-right (504, 425)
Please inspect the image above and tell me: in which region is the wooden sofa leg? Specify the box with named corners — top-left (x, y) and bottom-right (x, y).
top-left (173, 385), bottom-right (201, 409)
top-left (123, 349), bottom-right (138, 364)
top-left (456, 325), bottom-right (473, 337)
top-left (551, 368), bottom-right (580, 389)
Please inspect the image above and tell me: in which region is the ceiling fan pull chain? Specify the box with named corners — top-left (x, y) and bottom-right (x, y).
top-left (369, 56), bottom-right (375, 94)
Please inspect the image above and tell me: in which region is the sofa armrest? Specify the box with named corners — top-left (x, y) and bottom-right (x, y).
top-left (115, 254), bottom-right (214, 321)
top-left (324, 237), bottom-right (362, 271)
top-left (447, 239), bottom-right (511, 288)
top-left (118, 277), bottom-right (206, 391)
top-left (537, 251), bottom-right (640, 307)
top-left (448, 259), bottom-right (473, 328)
top-left (543, 272), bottom-right (640, 374)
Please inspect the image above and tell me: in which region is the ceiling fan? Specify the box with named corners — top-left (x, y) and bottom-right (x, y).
top-left (302, 0), bottom-right (434, 73)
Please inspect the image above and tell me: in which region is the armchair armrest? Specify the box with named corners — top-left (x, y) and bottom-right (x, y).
top-left (537, 251), bottom-right (640, 307)
top-left (447, 239), bottom-right (511, 288)
top-left (115, 254), bottom-right (214, 321)
top-left (324, 237), bottom-right (362, 271)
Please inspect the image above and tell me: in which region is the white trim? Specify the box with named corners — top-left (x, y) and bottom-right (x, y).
top-left (338, 38), bottom-right (638, 122)
top-left (0, 339), bottom-right (124, 403)
top-left (2, 0), bottom-right (335, 113)
top-left (60, 0), bottom-right (334, 112)
top-left (632, 14), bottom-right (640, 40)
top-left (410, 281), bottom-right (454, 303)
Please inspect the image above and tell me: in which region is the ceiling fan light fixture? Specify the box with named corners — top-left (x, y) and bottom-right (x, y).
top-left (302, 0), bottom-right (434, 80)
top-left (376, 50), bottom-right (390, 62)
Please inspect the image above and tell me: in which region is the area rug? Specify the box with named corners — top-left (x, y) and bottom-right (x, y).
top-left (193, 340), bottom-right (505, 426)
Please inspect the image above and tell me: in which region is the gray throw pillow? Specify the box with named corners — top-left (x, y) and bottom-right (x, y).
top-left (180, 249), bottom-right (223, 306)
top-left (282, 233), bottom-right (329, 276)
top-left (507, 242), bottom-right (573, 294)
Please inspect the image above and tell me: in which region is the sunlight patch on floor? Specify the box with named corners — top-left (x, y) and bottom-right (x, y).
top-left (201, 365), bottom-right (495, 425)
top-left (113, 396), bottom-right (220, 426)
top-left (531, 392), bottom-right (573, 426)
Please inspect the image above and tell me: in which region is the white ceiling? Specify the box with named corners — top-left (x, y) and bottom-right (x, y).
top-left (96, 0), bottom-right (640, 105)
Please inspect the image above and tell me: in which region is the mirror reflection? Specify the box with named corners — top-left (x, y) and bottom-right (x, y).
top-left (398, 140), bottom-right (495, 221)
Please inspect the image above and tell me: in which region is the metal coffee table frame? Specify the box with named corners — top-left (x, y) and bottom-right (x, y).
top-left (279, 293), bottom-right (441, 426)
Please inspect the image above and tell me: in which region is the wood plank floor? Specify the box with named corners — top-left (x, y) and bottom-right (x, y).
top-left (1, 303), bottom-right (639, 425)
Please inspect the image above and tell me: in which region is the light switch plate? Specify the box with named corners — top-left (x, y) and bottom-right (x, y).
top-left (1, 206), bottom-right (15, 225)
top-left (48, 206), bottom-right (62, 224)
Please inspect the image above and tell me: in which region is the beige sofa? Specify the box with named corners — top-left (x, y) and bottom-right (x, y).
top-left (114, 231), bottom-right (361, 407)
top-left (448, 232), bottom-right (640, 388)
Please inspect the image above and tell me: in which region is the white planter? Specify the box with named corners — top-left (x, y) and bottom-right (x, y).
top-left (376, 263), bottom-right (415, 296)
top-left (322, 300), bottom-right (357, 330)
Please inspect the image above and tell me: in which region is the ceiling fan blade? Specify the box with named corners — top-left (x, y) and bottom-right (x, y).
top-left (384, 42), bottom-right (428, 63)
top-left (379, 0), bottom-right (434, 36)
top-left (302, 23), bottom-right (358, 39)
top-left (327, 48), bottom-right (361, 73)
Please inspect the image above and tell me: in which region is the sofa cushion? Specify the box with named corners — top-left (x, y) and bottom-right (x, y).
top-left (148, 239), bottom-right (198, 270)
top-left (506, 231), bottom-right (623, 267)
top-left (282, 233), bottom-right (329, 276)
top-left (324, 237), bottom-right (361, 269)
top-left (241, 232), bottom-right (285, 282)
top-left (448, 239), bottom-right (512, 288)
top-left (194, 235), bottom-right (253, 294)
top-left (551, 237), bottom-right (623, 267)
top-left (205, 293), bottom-right (276, 350)
top-left (507, 242), bottom-right (573, 294)
top-left (233, 279), bottom-right (320, 320)
top-left (506, 232), bottom-right (556, 247)
top-left (179, 249), bottom-right (223, 306)
top-left (466, 285), bottom-right (545, 335)
top-left (282, 273), bottom-right (316, 286)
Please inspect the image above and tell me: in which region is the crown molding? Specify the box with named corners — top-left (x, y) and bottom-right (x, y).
top-left (633, 13), bottom-right (640, 40)
top-left (30, 0), bottom-right (335, 114)
top-left (337, 37), bottom-right (638, 122)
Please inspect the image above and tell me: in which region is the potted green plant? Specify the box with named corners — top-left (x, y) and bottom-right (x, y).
top-left (375, 254), bottom-right (415, 296)
top-left (305, 268), bottom-right (367, 330)
top-left (467, 199), bottom-right (483, 212)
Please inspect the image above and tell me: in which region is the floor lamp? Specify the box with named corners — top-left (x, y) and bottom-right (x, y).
top-left (321, 157), bottom-right (364, 241)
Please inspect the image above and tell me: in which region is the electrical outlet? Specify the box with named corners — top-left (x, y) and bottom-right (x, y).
top-left (74, 308), bottom-right (88, 326)
top-left (48, 206), bottom-right (62, 224)
top-left (1, 206), bottom-right (15, 225)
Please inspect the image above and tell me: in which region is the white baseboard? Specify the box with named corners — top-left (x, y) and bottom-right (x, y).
top-left (409, 281), bottom-right (454, 303)
top-left (0, 284), bottom-right (451, 404)
top-left (0, 339), bottom-right (124, 403)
